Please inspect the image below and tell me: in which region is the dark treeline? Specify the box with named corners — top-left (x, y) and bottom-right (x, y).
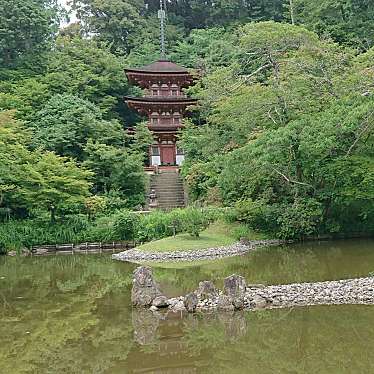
top-left (0, 0), bottom-right (373, 244)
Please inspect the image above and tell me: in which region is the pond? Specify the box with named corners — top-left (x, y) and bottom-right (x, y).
top-left (1, 239), bottom-right (374, 373)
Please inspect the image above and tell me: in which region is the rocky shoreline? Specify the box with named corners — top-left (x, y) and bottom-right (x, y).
top-left (131, 267), bottom-right (374, 314)
top-left (112, 239), bottom-right (283, 263)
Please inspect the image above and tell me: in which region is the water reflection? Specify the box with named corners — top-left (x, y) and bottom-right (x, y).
top-left (1, 239), bottom-right (374, 373)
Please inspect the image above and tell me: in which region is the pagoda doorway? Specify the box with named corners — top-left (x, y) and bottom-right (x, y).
top-left (160, 144), bottom-right (176, 165)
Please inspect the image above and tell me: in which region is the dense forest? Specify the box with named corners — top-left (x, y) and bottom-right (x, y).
top-left (0, 0), bottom-right (373, 249)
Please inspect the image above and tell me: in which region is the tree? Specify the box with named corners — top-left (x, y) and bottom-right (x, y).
top-left (0, 0), bottom-right (59, 67)
top-left (43, 36), bottom-right (129, 116)
top-left (0, 111), bottom-right (93, 220)
top-left (0, 111), bottom-right (33, 215)
top-left (22, 151), bottom-right (93, 221)
top-left (31, 93), bottom-right (126, 160)
top-left (293, 0), bottom-right (374, 49)
top-left (129, 122), bottom-right (153, 164)
top-left (83, 140), bottom-right (146, 207)
top-left (70, 0), bottom-right (145, 54)
top-left (180, 22), bottom-right (374, 237)
top-left (0, 36), bottom-right (129, 120)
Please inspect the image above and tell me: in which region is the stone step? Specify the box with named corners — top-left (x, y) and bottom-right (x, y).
top-left (152, 177), bottom-right (181, 181)
top-left (147, 171), bottom-right (186, 210)
top-left (151, 181), bottom-right (183, 186)
top-left (151, 188), bottom-right (184, 192)
top-left (157, 194), bottom-right (184, 197)
top-left (156, 198), bottom-right (185, 203)
top-left (150, 182), bottom-right (184, 187)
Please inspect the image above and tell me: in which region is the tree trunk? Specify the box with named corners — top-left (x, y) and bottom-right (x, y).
top-left (289, 0), bottom-right (295, 25)
top-left (50, 206), bottom-right (56, 223)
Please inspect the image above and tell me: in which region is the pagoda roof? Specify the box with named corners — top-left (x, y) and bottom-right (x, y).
top-left (125, 60), bottom-right (190, 75)
top-left (124, 96), bottom-right (197, 104)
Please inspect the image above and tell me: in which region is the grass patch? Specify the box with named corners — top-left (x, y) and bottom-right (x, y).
top-left (137, 221), bottom-right (267, 252)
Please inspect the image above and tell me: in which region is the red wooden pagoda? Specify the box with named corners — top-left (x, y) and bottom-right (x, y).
top-left (124, 60), bottom-right (197, 168)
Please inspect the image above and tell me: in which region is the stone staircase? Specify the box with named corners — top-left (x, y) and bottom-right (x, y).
top-left (148, 171), bottom-right (186, 210)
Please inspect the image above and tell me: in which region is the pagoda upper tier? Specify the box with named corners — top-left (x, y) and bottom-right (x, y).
top-left (124, 60), bottom-right (197, 120)
top-left (125, 60), bottom-right (195, 88)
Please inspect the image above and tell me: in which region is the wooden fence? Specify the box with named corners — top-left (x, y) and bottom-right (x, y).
top-left (30, 241), bottom-right (135, 256)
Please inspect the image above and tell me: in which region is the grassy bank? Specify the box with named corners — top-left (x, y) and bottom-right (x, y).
top-left (137, 221), bottom-right (267, 252)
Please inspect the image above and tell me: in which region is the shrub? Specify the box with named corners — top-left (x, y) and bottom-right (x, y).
top-left (113, 210), bottom-right (140, 241)
top-left (276, 199), bottom-right (323, 239)
top-left (231, 224), bottom-right (253, 241)
top-left (234, 199), bottom-right (274, 231)
top-left (136, 211), bottom-right (174, 242)
top-left (85, 195), bottom-right (106, 220)
top-left (0, 239), bottom-right (6, 254)
top-left (78, 215), bottom-right (116, 242)
top-left (178, 207), bottom-right (210, 237)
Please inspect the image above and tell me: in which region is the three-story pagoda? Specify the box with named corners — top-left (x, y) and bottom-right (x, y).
top-left (124, 60), bottom-right (197, 168)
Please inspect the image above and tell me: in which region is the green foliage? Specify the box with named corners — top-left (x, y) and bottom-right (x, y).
top-left (0, 111), bottom-right (93, 220)
top-left (176, 207), bottom-right (210, 237)
top-left (43, 36), bottom-right (128, 116)
top-left (31, 93), bottom-right (126, 160)
top-left (234, 199), bottom-right (274, 232)
top-left (113, 210), bottom-right (140, 241)
top-left (276, 199), bottom-right (323, 239)
top-left (85, 195), bottom-right (107, 220)
top-left (293, 0), bottom-right (374, 49)
top-left (83, 140), bottom-right (146, 206)
top-left (136, 210), bottom-right (175, 243)
top-left (129, 121), bottom-right (154, 164)
top-left (0, 0), bottom-right (59, 67)
top-left (70, 0), bottom-right (145, 54)
top-left (21, 151), bottom-right (93, 221)
top-left (181, 22), bottom-right (374, 239)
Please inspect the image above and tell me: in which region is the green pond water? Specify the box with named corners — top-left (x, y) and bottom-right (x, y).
top-left (1, 239), bottom-right (374, 373)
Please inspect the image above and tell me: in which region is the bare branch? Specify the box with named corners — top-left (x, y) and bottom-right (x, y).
top-left (345, 111), bottom-right (374, 157)
top-left (272, 167), bottom-right (313, 188)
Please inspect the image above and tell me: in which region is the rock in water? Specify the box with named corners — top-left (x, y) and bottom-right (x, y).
top-left (224, 274), bottom-right (247, 310)
top-left (131, 266), bottom-right (162, 307)
top-left (250, 295), bottom-right (267, 309)
top-left (152, 296), bottom-right (169, 308)
top-left (232, 297), bottom-right (244, 310)
top-left (239, 237), bottom-right (251, 246)
top-left (224, 274), bottom-right (247, 298)
top-left (171, 300), bottom-right (186, 312)
top-left (184, 292), bottom-right (198, 313)
top-left (217, 295), bottom-right (235, 311)
top-left (196, 281), bottom-right (218, 300)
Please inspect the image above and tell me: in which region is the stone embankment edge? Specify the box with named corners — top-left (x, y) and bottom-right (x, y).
top-left (112, 239), bottom-right (284, 263)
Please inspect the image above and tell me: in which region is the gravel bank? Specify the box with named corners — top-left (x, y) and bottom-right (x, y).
top-left (112, 239), bottom-right (283, 263)
top-left (248, 277), bottom-right (374, 309)
top-left (131, 266), bottom-right (374, 314)
top-left (164, 276), bottom-right (374, 312)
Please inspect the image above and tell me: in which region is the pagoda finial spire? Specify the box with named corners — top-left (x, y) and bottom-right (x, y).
top-left (158, 0), bottom-right (166, 60)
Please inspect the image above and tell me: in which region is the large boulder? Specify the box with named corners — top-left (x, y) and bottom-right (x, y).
top-left (196, 281), bottom-right (218, 300)
top-left (131, 266), bottom-right (163, 307)
top-left (184, 292), bottom-right (198, 313)
top-left (224, 274), bottom-right (247, 310)
top-left (224, 274), bottom-right (247, 298)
